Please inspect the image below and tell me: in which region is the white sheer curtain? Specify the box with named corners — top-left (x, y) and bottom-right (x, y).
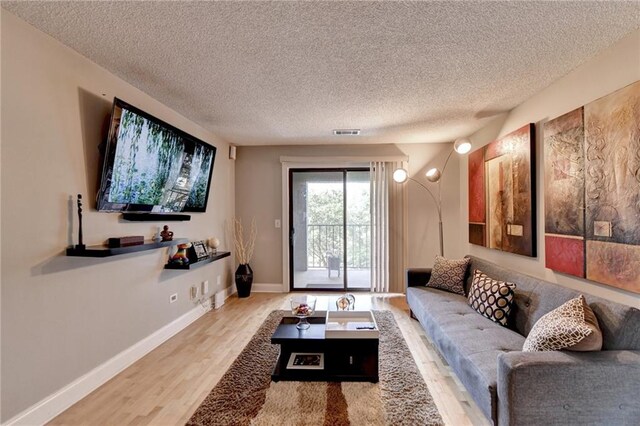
top-left (370, 162), bottom-right (389, 292)
top-left (370, 161), bottom-right (407, 293)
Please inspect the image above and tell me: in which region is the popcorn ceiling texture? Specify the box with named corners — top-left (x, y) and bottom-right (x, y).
top-left (3, 1), bottom-right (639, 146)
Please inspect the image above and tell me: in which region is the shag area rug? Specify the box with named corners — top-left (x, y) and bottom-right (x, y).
top-left (187, 310), bottom-right (443, 426)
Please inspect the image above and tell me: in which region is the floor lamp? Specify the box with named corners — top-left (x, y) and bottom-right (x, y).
top-left (393, 138), bottom-right (472, 257)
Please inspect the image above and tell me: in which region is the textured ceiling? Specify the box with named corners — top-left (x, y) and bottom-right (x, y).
top-left (3, 1), bottom-right (639, 146)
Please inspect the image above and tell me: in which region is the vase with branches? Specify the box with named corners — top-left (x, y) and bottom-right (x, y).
top-left (230, 217), bottom-right (257, 298)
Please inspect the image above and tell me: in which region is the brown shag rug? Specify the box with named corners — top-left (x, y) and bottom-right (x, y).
top-left (187, 310), bottom-right (443, 426)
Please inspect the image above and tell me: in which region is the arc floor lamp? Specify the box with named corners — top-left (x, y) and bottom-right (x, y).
top-left (393, 138), bottom-right (472, 257)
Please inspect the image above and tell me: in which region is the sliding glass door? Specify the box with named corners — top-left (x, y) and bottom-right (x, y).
top-left (290, 169), bottom-right (370, 291)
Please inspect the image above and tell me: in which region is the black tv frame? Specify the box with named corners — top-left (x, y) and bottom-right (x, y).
top-left (97, 98), bottom-right (216, 216)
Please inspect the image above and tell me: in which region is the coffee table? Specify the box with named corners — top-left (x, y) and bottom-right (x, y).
top-left (271, 313), bottom-right (379, 383)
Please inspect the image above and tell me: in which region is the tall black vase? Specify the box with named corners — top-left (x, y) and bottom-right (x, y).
top-left (235, 264), bottom-right (253, 298)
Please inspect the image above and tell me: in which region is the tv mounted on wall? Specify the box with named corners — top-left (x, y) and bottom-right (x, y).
top-left (97, 98), bottom-right (216, 216)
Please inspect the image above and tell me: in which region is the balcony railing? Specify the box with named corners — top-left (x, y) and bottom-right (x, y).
top-left (307, 224), bottom-right (370, 268)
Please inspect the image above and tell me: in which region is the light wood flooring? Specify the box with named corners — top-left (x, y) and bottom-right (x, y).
top-left (49, 293), bottom-right (490, 426)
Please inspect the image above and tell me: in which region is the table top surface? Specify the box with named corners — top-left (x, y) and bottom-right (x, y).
top-left (271, 317), bottom-right (327, 341)
top-left (271, 314), bottom-right (379, 342)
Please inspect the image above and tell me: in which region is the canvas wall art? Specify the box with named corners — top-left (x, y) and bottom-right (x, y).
top-left (544, 107), bottom-right (585, 277)
top-left (544, 80), bottom-right (640, 293)
top-left (468, 124), bottom-right (536, 257)
top-left (468, 148), bottom-right (486, 246)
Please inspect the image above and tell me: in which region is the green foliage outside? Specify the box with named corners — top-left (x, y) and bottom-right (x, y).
top-left (306, 182), bottom-right (371, 268)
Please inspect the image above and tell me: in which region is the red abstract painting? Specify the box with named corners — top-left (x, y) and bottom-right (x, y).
top-left (468, 148), bottom-right (486, 246)
top-left (467, 124), bottom-right (536, 257)
top-left (545, 235), bottom-right (585, 278)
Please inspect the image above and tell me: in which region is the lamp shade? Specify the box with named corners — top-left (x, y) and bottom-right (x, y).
top-left (425, 167), bottom-right (442, 183)
top-left (454, 138), bottom-right (472, 154)
top-left (393, 168), bottom-right (408, 183)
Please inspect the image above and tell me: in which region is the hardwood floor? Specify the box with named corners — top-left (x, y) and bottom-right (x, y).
top-left (49, 293), bottom-right (490, 426)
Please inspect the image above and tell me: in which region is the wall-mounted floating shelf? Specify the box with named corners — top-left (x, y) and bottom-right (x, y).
top-left (66, 239), bottom-right (188, 258)
top-left (164, 251), bottom-right (231, 270)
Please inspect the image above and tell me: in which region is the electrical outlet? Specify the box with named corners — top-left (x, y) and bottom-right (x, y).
top-left (217, 275), bottom-right (221, 286)
top-left (275, 219), bottom-right (281, 228)
top-left (202, 280), bottom-right (209, 295)
top-left (190, 286), bottom-right (198, 300)
top-left (169, 293), bottom-right (178, 303)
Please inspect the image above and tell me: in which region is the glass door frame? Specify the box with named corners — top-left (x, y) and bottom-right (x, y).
top-left (288, 167), bottom-right (370, 292)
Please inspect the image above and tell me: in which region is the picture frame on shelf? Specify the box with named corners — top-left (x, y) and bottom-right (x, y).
top-left (190, 240), bottom-right (210, 261)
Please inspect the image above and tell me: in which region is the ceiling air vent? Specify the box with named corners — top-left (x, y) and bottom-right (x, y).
top-left (333, 129), bottom-right (361, 136)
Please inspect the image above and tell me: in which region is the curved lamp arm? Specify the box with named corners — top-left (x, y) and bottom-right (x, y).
top-left (394, 138), bottom-right (471, 257)
top-left (407, 177), bottom-right (440, 216)
top-left (406, 177), bottom-right (444, 257)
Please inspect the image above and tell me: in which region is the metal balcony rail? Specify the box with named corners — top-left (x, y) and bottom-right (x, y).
top-left (307, 224), bottom-right (371, 268)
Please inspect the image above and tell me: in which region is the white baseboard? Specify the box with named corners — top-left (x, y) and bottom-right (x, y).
top-left (4, 304), bottom-right (209, 426)
top-left (252, 283), bottom-right (285, 293)
top-left (225, 284), bottom-right (237, 297)
top-left (214, 285), bottom-right (237, 308)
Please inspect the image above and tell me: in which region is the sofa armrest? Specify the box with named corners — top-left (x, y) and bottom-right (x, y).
top-left (406, 268), bottom-right (432, 287)
top-left (497, 350), bottom-right (640, 426)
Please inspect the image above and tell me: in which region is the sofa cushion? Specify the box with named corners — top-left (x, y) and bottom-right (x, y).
top-left (468, 269), bottom-right (516, 326)
top-left (523, 295), bottom-right (603, 352)
top-left (426, 255), bottom-right (470, 295)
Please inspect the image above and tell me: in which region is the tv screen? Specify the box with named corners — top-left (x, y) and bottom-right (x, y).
top-left (97, 98), bottom-right (216, 213)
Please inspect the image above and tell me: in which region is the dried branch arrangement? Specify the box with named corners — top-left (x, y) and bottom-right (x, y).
top-left (230, 217), bottom-right (257, 264)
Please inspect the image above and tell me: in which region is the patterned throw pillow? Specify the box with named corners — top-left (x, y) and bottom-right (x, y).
top-left (425, 255), bottom-right (470, 295)
top-left (523, 295), bottom-right (602, 352)
top-left (467, 269), bottom-right (516, 326)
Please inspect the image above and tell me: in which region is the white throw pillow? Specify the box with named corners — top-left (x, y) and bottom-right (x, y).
top-left (523, 295), bottom-right (602, 352)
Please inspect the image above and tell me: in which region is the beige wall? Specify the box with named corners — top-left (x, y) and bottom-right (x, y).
top-left (0, 11), bottom-right (235, 421)
top-left (235, 143), bottom-right (462, 287)
top-left (398, 143), bottom-right (463, 265)
top-left (458, 30), bottom-right (640, 307)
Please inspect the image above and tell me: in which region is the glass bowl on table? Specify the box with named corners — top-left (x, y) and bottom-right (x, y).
top-left (290, 295), bottom-right (317, 330)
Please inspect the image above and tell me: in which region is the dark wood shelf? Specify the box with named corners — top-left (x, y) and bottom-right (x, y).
top-left (164, 251), bottom-right (231, 270)
top-left (66, 239), bottom-right (188, 258)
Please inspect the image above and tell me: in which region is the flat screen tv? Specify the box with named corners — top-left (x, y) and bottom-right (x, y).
top-left (97, 98), bottom-right (216, 213)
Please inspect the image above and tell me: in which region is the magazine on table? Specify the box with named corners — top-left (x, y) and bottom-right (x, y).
top-left (286, 352), bottom-right (324, 370)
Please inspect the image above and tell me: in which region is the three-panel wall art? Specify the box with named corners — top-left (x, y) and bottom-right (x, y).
top-left (469, 80), bottom-right (639, 294)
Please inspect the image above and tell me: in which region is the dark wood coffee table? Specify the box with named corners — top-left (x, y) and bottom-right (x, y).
top-left (271, 315), bottom-right (379, 383)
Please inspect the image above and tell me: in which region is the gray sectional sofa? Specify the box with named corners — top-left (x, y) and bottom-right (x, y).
top-left (406, 255), bottom-right (640, 425)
